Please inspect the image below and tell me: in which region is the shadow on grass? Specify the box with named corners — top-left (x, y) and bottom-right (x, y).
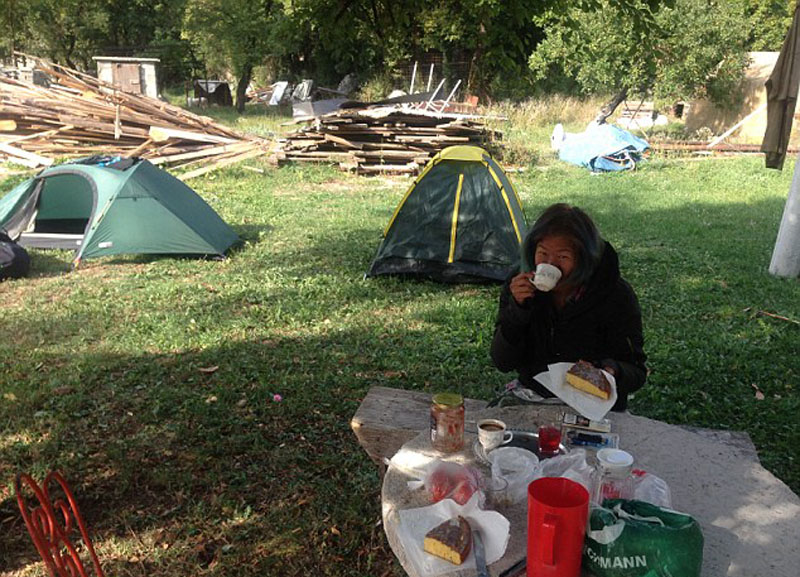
top-left (1, 187), bottom-right (798, 576)
top-left (0, 327), bottom-right (453, 577)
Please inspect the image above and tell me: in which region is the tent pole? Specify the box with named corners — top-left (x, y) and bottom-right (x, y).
top-left (409, 61), bottom-right (418, 94)
top-left (770, 152), bottom-right (800, 277)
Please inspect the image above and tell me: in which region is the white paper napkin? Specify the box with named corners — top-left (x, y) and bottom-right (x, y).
top-left (395, 493), bottom-right (510, 577)
top-left (534, 362), bottom-right (617, 421)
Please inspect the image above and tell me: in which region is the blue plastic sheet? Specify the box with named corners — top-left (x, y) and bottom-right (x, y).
top-left (554, 123), bottom-right (649, 172)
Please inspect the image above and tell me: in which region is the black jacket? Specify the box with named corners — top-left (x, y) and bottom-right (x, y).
top-left (490, 241), bottom-right (646, 411)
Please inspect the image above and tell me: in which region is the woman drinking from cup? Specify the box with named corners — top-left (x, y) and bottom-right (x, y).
top-left (490, 203), bottom-right (646, 411)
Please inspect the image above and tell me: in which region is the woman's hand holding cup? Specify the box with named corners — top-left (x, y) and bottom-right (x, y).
top-left (510, 272), bottom-right (536, 304)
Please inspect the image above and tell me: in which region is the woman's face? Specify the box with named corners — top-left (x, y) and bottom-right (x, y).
top-left (534, 234), bottom-right (578, 281)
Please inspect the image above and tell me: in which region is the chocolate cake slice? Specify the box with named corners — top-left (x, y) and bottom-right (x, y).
top-left (423, 515), bottom-right (472, 565)
top-left (566, 360), bottom-right (612, 400)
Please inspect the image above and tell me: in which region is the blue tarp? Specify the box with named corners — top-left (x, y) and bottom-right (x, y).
top-left (554, 123), bottom-right (650, 172)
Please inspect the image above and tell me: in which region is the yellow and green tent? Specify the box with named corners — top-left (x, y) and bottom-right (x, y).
top-left (367, 145), bottom-right (527, 283)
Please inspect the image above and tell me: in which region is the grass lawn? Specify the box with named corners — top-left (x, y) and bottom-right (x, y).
top-left (1, 102), bottom-right (798, 576)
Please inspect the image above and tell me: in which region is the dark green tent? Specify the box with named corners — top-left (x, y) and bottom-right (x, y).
top-left (367, 145), bottom-right (527, 283)
top-left (0, 157), bottom-right (238, 266)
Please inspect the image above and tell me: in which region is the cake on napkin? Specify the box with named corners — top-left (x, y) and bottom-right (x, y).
top-left (565, 360), bottom-right (612, 400)
top-left (423, 515), bottom-right (472, 565)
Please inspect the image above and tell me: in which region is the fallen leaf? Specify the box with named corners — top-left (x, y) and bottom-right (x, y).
top-left (3, 393), bottom-right (17, 402)
top-left (199, 365), bottom-right (219, 374)
top-left (330, 525), bottom-right (341, 536)
top-left (755, 391), bottom-right (765, 401)
top-left (205, 395), bottom-right (218, 404)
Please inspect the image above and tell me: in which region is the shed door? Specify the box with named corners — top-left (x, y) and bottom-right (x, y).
top-left (112, 63), bottom-right (142, 94)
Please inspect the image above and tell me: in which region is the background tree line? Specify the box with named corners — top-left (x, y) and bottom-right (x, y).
top-left (0, 0), bottom-right (795, 111)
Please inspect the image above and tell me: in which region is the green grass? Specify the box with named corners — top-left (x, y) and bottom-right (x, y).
top-left (1, 105), bottom-right (799, 576)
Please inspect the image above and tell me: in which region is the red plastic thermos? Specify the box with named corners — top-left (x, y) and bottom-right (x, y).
top-left (527, 477), bottom-right (590, 577)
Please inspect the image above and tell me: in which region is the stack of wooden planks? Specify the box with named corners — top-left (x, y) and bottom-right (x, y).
top-left (0, 54), bottom-right (270, 179)
top-left (273, 105), bottom-right (502, 174)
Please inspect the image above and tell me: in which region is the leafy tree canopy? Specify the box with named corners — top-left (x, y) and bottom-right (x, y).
top-left (0, 0), bottom-right (796, 106)
top-left (529, 0), bottom-right (763, 107)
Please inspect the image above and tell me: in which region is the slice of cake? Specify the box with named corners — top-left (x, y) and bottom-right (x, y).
top-left (566, 361), bottom-right (612, 400)
top-left (423, 515), bottom-right (472, 565)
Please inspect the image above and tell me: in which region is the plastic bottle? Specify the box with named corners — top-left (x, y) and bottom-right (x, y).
top-left (592, 448), bottom-right (635, 505)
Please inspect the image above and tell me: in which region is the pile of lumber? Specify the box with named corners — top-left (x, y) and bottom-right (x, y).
top-left (0, 54), bottom-right (270, 179)
top-left (273, 106), bottom-right (502, 174)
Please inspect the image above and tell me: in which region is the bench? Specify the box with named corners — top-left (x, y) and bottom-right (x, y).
top-left (350, 386), bottom-right (489, 474)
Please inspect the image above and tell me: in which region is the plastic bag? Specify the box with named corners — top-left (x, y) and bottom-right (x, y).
top-left (537, 449), bottom-right (594, 493)
top-left (423, 461), bottom-right (483, 505)
top-left (488, 447), bottom-right (539, 504)
top-left (632, 469), bottom-right (672, 508)
top-left (584, 499), bottom-right (703, 577)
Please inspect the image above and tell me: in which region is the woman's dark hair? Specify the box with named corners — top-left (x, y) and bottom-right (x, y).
top-left (521, 203), bottom-right (604, 286)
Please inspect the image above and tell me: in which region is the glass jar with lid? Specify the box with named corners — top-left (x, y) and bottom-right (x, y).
top-left (592, 448), bottom-right (635, 505)
top-left (430, 392), bottom-right (465, 453)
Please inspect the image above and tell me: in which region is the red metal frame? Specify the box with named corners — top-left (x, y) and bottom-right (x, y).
top-left (15, 471), bottom-right (105, 577)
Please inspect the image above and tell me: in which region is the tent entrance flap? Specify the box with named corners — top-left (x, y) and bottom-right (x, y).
top-left (367, 145), bottom-right (527, 284)
top-left (17, 173), bottom-right (95, 249)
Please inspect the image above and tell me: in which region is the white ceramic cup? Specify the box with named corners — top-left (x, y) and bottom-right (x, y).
top-left (478, 419), bottom-right (514, 452)
top-left (532, 263), bottom-right (562, 292)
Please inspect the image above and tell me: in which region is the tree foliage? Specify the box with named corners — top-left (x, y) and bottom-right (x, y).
top-left (530, 0), bottom-right (753, 107)
top-left (183, 0), bottom-right (284, 110)
top-left (6, 0), bottom-right (109, 69)
top-left (0, 0), bottom-right (796, 106)
top-left (743, 0), bottom-right (794, 51)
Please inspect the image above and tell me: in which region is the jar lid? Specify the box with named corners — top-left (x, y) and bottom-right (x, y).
top-left (597, 449), bottom-right (634, 474)
top-left (432, 392), bottom-right (463, 407)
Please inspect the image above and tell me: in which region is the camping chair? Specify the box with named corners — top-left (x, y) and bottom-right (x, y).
top-left (15, 471), bottom-right (105, 577)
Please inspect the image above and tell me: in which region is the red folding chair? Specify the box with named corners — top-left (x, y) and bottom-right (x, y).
top-left (15, 471), bottom-right (105, 577)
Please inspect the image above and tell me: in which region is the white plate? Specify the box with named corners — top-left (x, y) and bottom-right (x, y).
top-left (534, 362), bottom-right (617, 421)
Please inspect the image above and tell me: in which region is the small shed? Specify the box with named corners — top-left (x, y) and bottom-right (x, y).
top-left (92, 56), bottom-right (160, 99)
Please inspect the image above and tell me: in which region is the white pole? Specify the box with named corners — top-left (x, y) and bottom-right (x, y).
top-left (427, 64), bottom-right (434, 92)
top-left (770, 153), bottom-right (800, 277)
top-left (708, 102), bottom-right (768, 148)
top-left (425, 78), bottom-right (446, 110)
top-left (409, 61), bottom-right (418, 94)
top-left (429, 78), bottom-right (445, 101)
top-left (443, 79), bottom-right (462, 104)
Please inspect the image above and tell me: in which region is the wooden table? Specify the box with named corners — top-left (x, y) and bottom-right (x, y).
top-left (353, 386), bottom-right (800, 577)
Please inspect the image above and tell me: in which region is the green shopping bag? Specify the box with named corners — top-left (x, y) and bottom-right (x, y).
top-left (583, 499), bottom-right (703, 577)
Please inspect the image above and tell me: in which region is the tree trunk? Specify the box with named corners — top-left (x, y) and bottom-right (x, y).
top-left (235, 64), bottom-right (253, 113)
top-left (467, 23), bottom-right (487, 103)
top-left (594, 89), bottom-right (628, 125)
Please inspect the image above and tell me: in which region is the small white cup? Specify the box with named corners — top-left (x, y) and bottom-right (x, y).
top-left (478, 419), bottom-right (514, 452)
top-left (532, 263), bottom-right (562, 292)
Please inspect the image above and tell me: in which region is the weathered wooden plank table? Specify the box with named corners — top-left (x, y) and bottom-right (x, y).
top-left (352, 386), bottom-right (800, 577)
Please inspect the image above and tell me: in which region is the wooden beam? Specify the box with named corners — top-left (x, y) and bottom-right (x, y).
top-left (149, 126), bottom-right (238, 145)
top-left (0, 143), bottom-right (53, 166)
